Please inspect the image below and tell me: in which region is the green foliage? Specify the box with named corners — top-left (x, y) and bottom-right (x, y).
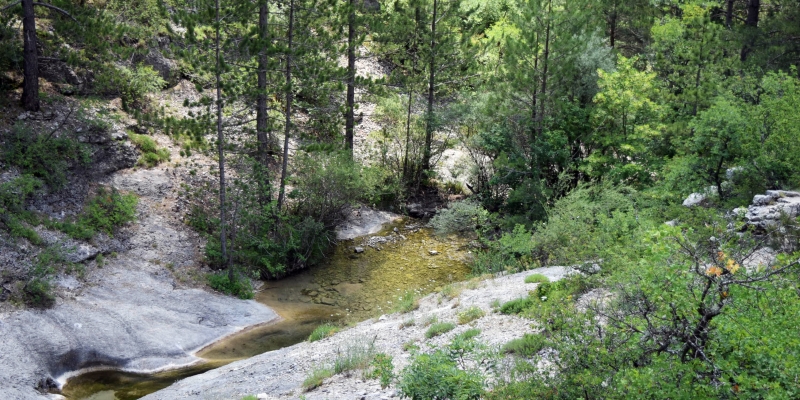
top-left (2, 124), bottom-right (90, 189)
top-left (457, 306), bottom-right (485, 325)
top-left (97, 65), bottom-right (166, 110)
top-left (499, 297), bottom-right (534, 315)
top-left (502, 333), bottom-right (545, 357)
top-left (206, 270), bottom-right (254, 299)
top-left (425, 322), bottom-right (456, 339)
top-left (0, 174), bottom-right (42, 241)
top-left (308, 323), bottom-right (338, 342)
top-left (524, 273), bottom-right (549, 284)
top-left (366, 353), bottom-right (395, 389)
top-left (429, 200), bottom-right (489, 237)
top-left (454, 328), bottom-right (481, 342)
top-left (79, 187), bottom-right (138, 235)
top-left (332, 339), bottom-right (376, 374)
top-left (129, 133), bottom-right (170, 167)
top-left (398, 342), bottom-right (487, 400)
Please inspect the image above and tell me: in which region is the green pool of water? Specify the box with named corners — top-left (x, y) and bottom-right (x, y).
top-left (61, 221), bottom-right (472, 399)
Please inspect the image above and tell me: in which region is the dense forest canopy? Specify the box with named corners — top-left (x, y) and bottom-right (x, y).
top-left (2, 0), bottom-right (800, 398)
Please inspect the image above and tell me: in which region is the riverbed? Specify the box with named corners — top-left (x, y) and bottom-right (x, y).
top-left (61, 221), bottom-right (473, 399)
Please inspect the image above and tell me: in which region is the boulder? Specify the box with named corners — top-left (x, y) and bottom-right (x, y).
top-left (742, 191), bottom-right (800, 231)
top-left (141, 49), bottom-right (180, 87)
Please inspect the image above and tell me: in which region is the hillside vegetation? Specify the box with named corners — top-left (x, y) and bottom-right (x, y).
top-left (1, 0), bottom-right (800, 398)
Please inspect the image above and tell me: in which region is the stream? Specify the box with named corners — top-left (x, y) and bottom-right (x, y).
top-left (60, 221), bottom-right (472, 400)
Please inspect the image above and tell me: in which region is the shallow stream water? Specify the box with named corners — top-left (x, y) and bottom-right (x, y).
top-left (61, 221), bottom-right (472, 399)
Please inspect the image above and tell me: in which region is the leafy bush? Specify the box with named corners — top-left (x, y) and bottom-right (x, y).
top-left (524, 273), bottom-right (549, 284)
top-left (79, 187), bottom-right (138, 234)
top-left (2, 124), bottom-right (90, 188)
top-left (499, 297), bottom-right (535, 315)
top-left (398, 347), bottom-right (485, 400)
top-left (207, 270), bottom-right (253, 299)
top-left (129, 133), bottom-right (170, 167)
top-left (425, 322), bottom-right (456, 339)
top-left (502, 334), bottom-right (545, 357)
top-left (454, 328), bottom-right (481, 341)
top-left (429, 200), bottom-right (489, 237)
top-left (457, 306), bottom-right (485, 324)
top-left (108, 64), bottom-right (166, 110)
top-left (366, 353), bottom-right (395, 388)
top-left (308, 323), bottom-right (338, 342)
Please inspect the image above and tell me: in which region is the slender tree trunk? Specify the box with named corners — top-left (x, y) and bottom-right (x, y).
top-left (403, 88), bottom-right (413, 180)
top-left (21, 0), bottom-right (39, 112)
top-left (423, 0), bottom-right (438, 172)
top-left (608, 2), bottom-right (617, 49)
top-left (277, 0), bottom-right (295, 211)
top-left (345, 0), bottom-right (356, 157)
top-left (256, 0), bottom-right (271, 204)
top-left (740, 0), bottom-right (760, 61)
top-left (215, 0), bottom-right (230, 276)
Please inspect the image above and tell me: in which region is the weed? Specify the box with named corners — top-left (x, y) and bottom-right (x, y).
top-left (440, 283), bottom-right (462, 301)
top-left (394, 291), bottom-right (420, 313)
top-left (403, 340), bottom-right (418, 352)
top-left (308, 323), bottom-right (338, 342)
top-left (79, 187), bottom-right (138, 235)
top-left (333, 339), bottom-right (376, 374)
top-left (399, 318), bottom-right (415, 329)
top-left (455, 328), bottom-right (481, 341)
top-left (499, 297), bottom-right (535, 315)
top-left (423, 315), bottom-right (439, 327)
top-left (457, 306), bottom-right (486, 324)
top-left (302, 366), bottom-right (333, 391)
top-left (490, 299), bottom-right (501, 309)
top-left (366, 353), bottom-right (395, 388)
top-left (425, 322), bottom-right (456, 339)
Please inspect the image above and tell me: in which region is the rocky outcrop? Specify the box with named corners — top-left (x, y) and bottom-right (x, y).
top-left (737, 190), bottom-right (800, 231)
top-left (141, 267), bottom-right (574, 400)
top-left (335, 206), bottom-right (402, 240)
top-left (136, 48), bottom-right (180, 88)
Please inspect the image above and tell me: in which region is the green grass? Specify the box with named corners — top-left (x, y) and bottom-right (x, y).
top-left (499, 297), bottom-right (535, 315)
top-left (394, 291), bottom-right (420, 313)
top-left (308, 323), bottom-right (338, 342)
top-left (454, 328), bottom-right (481, 341)
top-left (302, 366), bottom-right (334, 391)
top-left (425, 322), bottom-right (457, 339)
top-left (457, 306), bottom-right (486, 324)
top-left (502, 333), bottom-right (546, 357)
top-left (129, 132), bottom-right (170, 167)
top-left (333, 340), bottom-right (376, 374)
top-left (207, 270), bottom-right (254, 299)
top-left (524, 273), bottom-right (550, 284)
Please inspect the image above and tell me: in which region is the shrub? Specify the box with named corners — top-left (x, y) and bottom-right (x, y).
top-left (499, 297), bottom-right (535, 315)
top-left (366, 353), bottom-right (395, 388)
top-left (502, 334), bottom-right (546, 357)
top-left (398, 348), bottom-right (485, 400)
top-left (207, 270), bottom-right (254, 299)
top-left (308, 323), bottom-right (338, 342)
top-left (114, 65), bottom-right (166, 110)
top-left (425, 322), bottom-right (456, 339)
top-left (2, 124), bottom-right (90, 188)
top-left (429, 200), bottom-right (489, 237)
top-left (457, 306), bottom-right (486, 324)
top-left (79, 187), bottom-right (138, 234)
top-left (524, 273), bottom-right (550, 284)
top-left (129, 133), bottom-right (170, 167)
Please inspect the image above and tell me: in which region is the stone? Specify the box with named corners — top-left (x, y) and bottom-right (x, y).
top-left (306, 290), bottom-right (318, 297)
top-left (354, 247), bottom-right (365, 254)
top-left (320, 297), bottom-right (336, 306)
top-left (141, 49), bottom-right (180, 87)
top-left (256, 393), bottom-right (270, 399)
top-left (428, 250), bottom-right (439, 256)
top-left (740, 190), bottom-right (800, 232)
top-left (682, 192), bottom-right (707, 207)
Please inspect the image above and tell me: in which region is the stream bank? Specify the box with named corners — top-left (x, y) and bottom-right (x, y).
top-left (61, 219), bottom-right (474, 399)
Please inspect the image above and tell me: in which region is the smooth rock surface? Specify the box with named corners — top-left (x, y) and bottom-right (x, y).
top-left (336, 207), bottom-right (402, 240)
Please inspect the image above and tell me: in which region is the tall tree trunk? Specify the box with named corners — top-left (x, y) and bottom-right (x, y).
top-left (215, 0), bottom-right (230, 276)
top-left (726, 0), bottom-right (734, 30)
top-left (608, 5), bottom-right (617, 49)
top-left (345, 0), bottom-right (356, 157)
top-left (740, 0), bottom-right (760, 61)
top-left (423, 0), bottom-right (437, 172)
top-left (256, 0), bottom-right (271, 204)
top-left (277, 0), bottom-right (295, 211)
top-left (538, 2), bottom-right (551, 139)
top-left (21, 0), bottom-right (39, 112)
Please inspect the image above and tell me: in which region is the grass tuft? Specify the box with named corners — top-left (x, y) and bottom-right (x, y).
top-left (425, 322), bottom-right (456, 339)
